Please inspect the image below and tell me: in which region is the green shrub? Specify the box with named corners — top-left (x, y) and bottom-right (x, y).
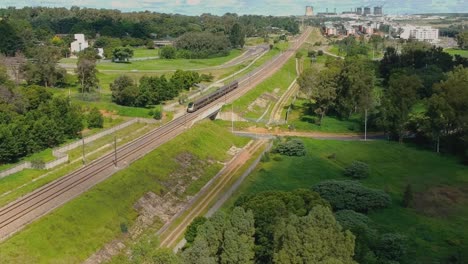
top-left (185, 216), bottom-right (207, 243)
top-left (376, 233), bottom-right (407, 262)
top-left (87, 107), bottom-right (104, 128)
top-left (273, 139), bottom-right (306, 156)
top-left (120, 223), bottom-right (128, 233)
top-left (312, 180), bottom-right (391, 212)
top-left (318, 50), bottom-right (324, 56)
top-left (344, 161), bottom-right (370, 179)
top-left (153, 106), bottom-right (162, 120)
top-left (260, 152), bottom-right (270, 162)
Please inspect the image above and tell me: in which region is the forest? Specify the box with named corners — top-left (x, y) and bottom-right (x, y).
top-left (0, 7), bottom-right (299, 59)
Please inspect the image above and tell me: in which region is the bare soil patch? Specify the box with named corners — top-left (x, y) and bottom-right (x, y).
top-left (412, 185), bottom-right (468, 217)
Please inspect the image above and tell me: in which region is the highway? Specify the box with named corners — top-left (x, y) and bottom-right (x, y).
top-left (0, 28), bottom-right (311, 242)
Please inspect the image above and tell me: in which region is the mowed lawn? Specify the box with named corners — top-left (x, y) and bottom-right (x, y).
top-left (225, 139), bottom-right (468, 263)
top-left (0, 121), bottom-right (249, 264)
top-left (444, 48), bottom-right (468, 58)
top-left (96, 49), bottom-right (243, 71)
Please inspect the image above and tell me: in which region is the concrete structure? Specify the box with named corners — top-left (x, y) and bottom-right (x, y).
top-left (357, 7), bottom-right (363, 15)
top-left (399, 26), bottom-right (439, 43)
top-left (70, 34), bottom-right (89, 53)
top-left (345, 27), bottom-right (356, 36)
top-left (305, 6), bottom-right (314, 16)
top-left (97, 48), bottom-right (105, 59)
top-left (374, 6), bottom-right (383, 16)
top-left (325, 26), bottom-right (337, 36)
top-left (364, 7), bottom-right (371, 15)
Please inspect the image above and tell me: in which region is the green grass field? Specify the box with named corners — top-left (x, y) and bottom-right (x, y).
top-left (285, 98), bottom-right (362, 133)
top-left (96, 49), bottom-right (243, 71)
top-left (0, 121), bottom-right (249, 264)
top-left (444, 48), bottom-right (468, 58)
top-left (224, 138), bottom-right (468, 263)
top-left (132, 47), bottom-right (159, 58)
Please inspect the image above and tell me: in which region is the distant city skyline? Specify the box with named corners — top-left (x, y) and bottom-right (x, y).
top-left (1, 0), bottom-right (467, 16)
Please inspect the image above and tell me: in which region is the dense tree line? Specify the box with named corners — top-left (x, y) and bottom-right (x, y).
top-left (0, 7), bottom-right (299, 57)
top-left (110, 70), bottom-right (207, 107)
top-left (299, 40), bottom-right (468, 161)
top-left (182, 189), bottom-right (355, 264)
top-left (0, 84), bottom-right (83, 163)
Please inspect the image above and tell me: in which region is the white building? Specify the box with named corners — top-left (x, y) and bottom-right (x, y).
top-left (70, 34), bottom-right (89, 54)
top-left (399, 26), bottom-right (439, 43)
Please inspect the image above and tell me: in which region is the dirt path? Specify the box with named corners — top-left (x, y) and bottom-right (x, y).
top-left (158, 139), bottom-right (267, 249)
top-left (236, 128), bottom-right (386, 141)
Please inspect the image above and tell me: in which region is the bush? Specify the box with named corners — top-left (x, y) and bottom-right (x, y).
top-left (344, 161), bottom-right (370, 179)
top-left (260, 152), bottom-right (270, 162)
top-left (30, 159), bottom-right (45, 169)
top-left (318, 50), bottom-right (324, 56)
top-left (153, 107), bottom-right (162, 120)
top-left (307, 50), bottom-right (316, 57)
top-left (273, 138), bottom-right (306, 156)
top-left (160, 46), bottom-right (177, 59)
top-left (312, 180), bottom-right (391, 212)
top-left (87, 107), bottom-right (104, 128)
top-left (376, 233), bottom-right (407, 262)
top-left (402, 184), bottom-right (413, 208)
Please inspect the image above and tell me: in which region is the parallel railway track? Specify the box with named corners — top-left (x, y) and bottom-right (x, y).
top-left (0, 28), bottom-right (311, 242)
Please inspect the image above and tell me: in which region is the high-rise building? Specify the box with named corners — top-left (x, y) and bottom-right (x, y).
top-left (305, 6), bottom-right (314, 16)
top-left (374, 6), bottom-right (383, 15)
top-left (364, 7), bottom-right (371, 15)
top-left (357, 7), bottom-right (363, 15)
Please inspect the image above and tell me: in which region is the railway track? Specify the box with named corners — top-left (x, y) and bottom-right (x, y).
top-left (0, 28), bottom-right (311, 242)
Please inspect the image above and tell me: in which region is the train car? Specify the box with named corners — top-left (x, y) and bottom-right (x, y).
top-left (187, 81), bottom-right (239, 113)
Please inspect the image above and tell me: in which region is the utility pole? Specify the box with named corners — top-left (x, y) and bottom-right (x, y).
top-left (113, 135), bottom-right (117, 166)
top-left (231, 102), bottom-right (234, 133)
top-left (81, 134), bottom-right (85, 165)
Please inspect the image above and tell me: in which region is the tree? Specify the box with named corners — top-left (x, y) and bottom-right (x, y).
top-left (110, 75), bottom-right (139, 106)
top-left (456, 31), bottom-right (468, 50)
top-left (112, 47), bottom-right (134, 62)
top-left (298, 66), bottom-right (339, 125)
top-left (87, 107), bottom-right (103, 128)
top-left (312, 180), bottom-right (391, 213)
top-left (185, 216), bottom-right (207, 243)
top-left (273, 205), bottom-right (356, 264)
top-left (335, 210), bottom-right (379, 263)
top-left (237, 189), bottom-right (330, 263)
top-left (339, 57), bottom-right (375, 139)
top-left (375, 233), bottom-right (407, 262)
top-left (379, 73), bottom-right (421, 143)
top-left (181, 207), bottom-right (255, 264)
top-left (22, 45), bottom-right (66, 87)
top-left (425, 66), bottom-right (468, 158)
top-left (229, 23), bottom-right (245, 48)
top-left (76, 54), bottom-right (99, 93)
top-left (0, 19), bottom-right (24, 56)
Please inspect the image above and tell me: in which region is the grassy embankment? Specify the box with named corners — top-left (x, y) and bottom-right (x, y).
top-left (0, 121), bottom-right (249, 264)
top-left (444, 48), bottom-right (468, 58)
top-left (223, 139), bottom-right (468, 263)
top-left (226, 52), bottom-right (296, 121)
top-left (0, 121), bottom-right (158, 207)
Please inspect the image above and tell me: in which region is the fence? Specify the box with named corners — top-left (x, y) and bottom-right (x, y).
top-left (0, 118), bottom-right (156, 179)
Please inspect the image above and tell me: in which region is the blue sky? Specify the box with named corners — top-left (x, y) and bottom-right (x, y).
top-left (1, 0), bottom-right (467, 16)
